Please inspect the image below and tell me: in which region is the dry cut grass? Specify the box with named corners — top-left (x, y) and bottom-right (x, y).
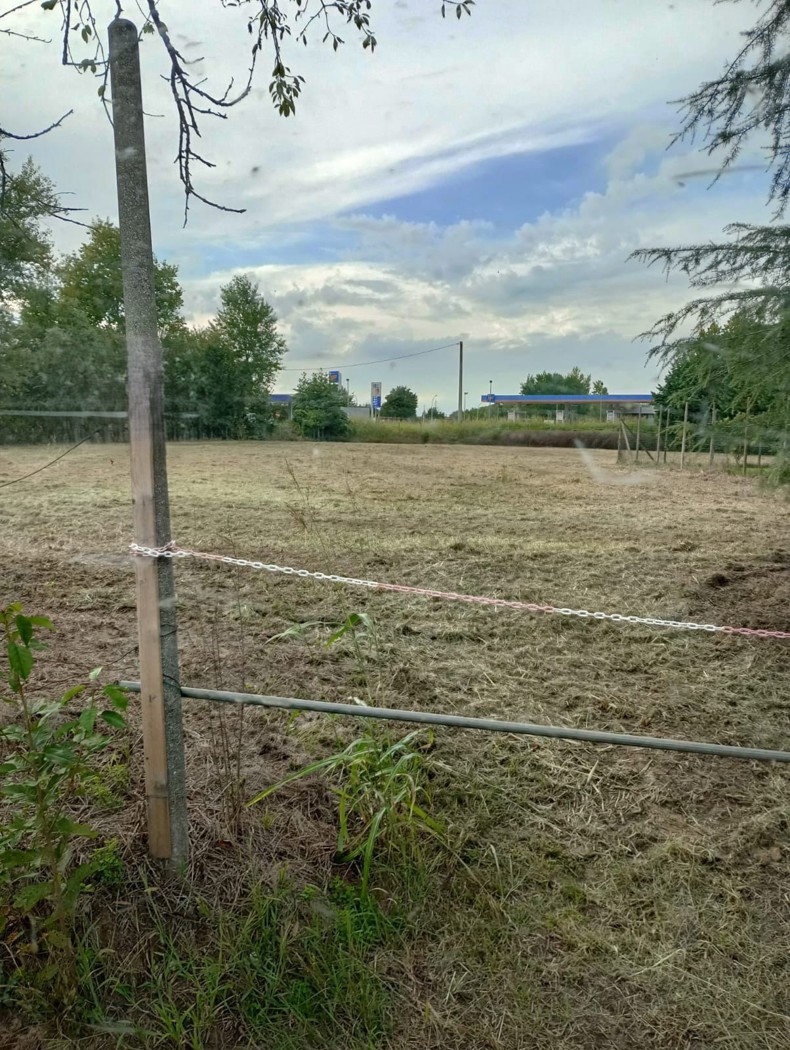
top-left (2, 440), bottom-right (790, 1049)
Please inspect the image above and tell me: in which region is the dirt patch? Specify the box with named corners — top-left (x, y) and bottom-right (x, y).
top-left (692, 550), bottom-right (790, 632)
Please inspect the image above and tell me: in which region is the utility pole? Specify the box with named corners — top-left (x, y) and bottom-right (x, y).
top-left (457, 341), bottom-right (464, 422)
top-left (109, 17), bottom-right (188, 864)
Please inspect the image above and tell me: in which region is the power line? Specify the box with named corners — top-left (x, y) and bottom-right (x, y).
top-left (277, 340), bottom-right (460, 372)
top-left (0, 430), bottom-right (99, 489)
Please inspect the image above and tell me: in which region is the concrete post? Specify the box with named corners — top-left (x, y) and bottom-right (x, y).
top-left (109, 17), bottom-right (189, 864)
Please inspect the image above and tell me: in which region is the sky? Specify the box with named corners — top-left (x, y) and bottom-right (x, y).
top-left (2, 0), bottom-right (774, 412)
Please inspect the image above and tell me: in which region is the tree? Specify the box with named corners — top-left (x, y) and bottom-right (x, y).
top-left (632, 1), bottom-right (790, 394)
top-left (191, 328), bottom-right (250, 439)
top-left (1, 2), bottom-right (474, 219)
top-left (424, 406), bottom-right (446, 420)
top-left (520, 369), bottom-right (592, 396)
top-left (0, 156), bottom-right (57, 307)
top-left (292, 372), bottom-right (350, 439)
top-left (382, 385), bottom-right (418, 419)
top-left (213, 274), bottom-right (286, 393)
top-left (58, 220), bottom-right (183, 338)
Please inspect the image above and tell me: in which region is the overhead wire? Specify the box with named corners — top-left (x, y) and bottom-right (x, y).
top-left (276, 340), bottom-right (460, 372)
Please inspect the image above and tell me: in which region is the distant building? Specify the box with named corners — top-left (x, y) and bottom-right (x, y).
top-left (480, 393), bottom-right (655, 421)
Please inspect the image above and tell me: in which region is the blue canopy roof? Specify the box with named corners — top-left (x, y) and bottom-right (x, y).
top-left (480, 393), bottom-right (653, 404)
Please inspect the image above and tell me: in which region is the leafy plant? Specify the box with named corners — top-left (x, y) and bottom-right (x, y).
top-left (0, 604), bottom-right (128, 999)
top-left (250, 730), bottom-right (443, 891)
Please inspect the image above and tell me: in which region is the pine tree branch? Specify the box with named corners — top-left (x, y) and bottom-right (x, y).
top-left (672, 0), bottom-right (790, 213)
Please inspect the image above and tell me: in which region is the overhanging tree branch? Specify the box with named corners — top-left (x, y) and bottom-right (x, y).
top-left (1, 0), bottom-right (473, 220)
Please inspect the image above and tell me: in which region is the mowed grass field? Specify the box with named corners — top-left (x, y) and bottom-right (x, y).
top-left (2, 440), bottom-right (790, 1049)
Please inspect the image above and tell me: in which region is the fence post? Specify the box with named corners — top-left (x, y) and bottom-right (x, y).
top-left (680, 402), bottom-right (688, 470)
top-left (109, 17), bottom-right (189, 865)
top-left (655, 406), bottom-right (662, 463)
top-left (635, 409), bottom-right (642, 462)
top-left (708, 400), bottom-right (716, 470)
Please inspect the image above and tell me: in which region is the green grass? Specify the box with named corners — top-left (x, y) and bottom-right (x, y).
top-left (74, 873), bottom-right (405, 1050)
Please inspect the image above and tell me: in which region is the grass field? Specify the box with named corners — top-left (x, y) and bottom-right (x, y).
top-left (2, 441), bottom-right (790, 1049)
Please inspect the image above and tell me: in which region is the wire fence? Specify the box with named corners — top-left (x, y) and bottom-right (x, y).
top-left (125, 539), bottom-right (790, 765)
top-left (130, 542), bottom-right (790, 641)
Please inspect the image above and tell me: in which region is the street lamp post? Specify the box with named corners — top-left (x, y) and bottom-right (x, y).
top-left (489, 379), bottom-right (493, 416)
top-left (463, 390), bottom-right (468, 420)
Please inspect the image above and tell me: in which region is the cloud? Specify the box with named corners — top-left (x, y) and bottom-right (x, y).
top-left (2, 0), bottom-right (770, 411)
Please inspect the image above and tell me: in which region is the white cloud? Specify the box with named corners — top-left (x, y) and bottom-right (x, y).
top-left (2, 0), bottom-right (772, 410)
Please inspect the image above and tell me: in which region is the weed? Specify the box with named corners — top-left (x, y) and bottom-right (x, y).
top-left (89, 839), bottom-right (125, 889)
top-left (0, 605), bottom-right (128, 1002)
top-left (251, 729), bottom-right (444, 891)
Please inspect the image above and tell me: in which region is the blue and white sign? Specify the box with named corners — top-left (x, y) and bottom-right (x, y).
top-left (371, 381), bottom-right (382, 411)
top-left (328, 370), bottom-right (341, 384)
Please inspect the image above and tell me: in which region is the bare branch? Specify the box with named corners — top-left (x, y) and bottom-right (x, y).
top-left (0, 0), bottom-right (39, 20)
top-left (0, 110), bottom-right (74, 142)
top-left (0, 25), bottom-right (49, 42)
top-left (5, 0), bottom-right (474, 220)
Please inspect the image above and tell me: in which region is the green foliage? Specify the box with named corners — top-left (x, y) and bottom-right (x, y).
top-left (520, 367), bottom-right (593, 396)
top-left (184, 275), bottom-right (286, 438)
top-left (214, 274), bottom-right (286, 391)
top-left (99, 876), bottom-right (399, 1048)
top-left (653, 314), bottom-right (789, 459)
top-left (0, 158), bottom-right (289, 441)
top-left (58, 220), bottom-right (184, 339)
top-left (292, 371), bottom-right (351, 439)
top-left (88, 839), bottom-right (125, 889)
top-left (381, 385), bottom-right (418, 419)
top-left (0, 156), bottom-right (56, 307)
top-left (250, 729), bottom-right (442, 891)
top-left (0, 605), bottom-right (128, 1000)
top-left (633, 1), bottom-right (790, 474)
top-left (424, 406), bottom-right (446, 420)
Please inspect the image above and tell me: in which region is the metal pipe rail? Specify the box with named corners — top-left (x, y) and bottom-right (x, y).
top-left (119, 683), bottom-right (790, 764)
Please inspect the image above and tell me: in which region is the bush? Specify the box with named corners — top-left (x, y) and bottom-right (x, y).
top-left (0, 605), bottom-right (128, 1001)
top-left (292, 373), bottom-right (350, 440)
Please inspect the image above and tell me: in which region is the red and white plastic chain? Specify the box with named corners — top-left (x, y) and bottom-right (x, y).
top-left (129, 543), bottom-right (790, 641)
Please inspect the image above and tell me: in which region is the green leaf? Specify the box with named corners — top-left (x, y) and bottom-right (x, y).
top-left (14, 615), bottom-right (33, 646)
top-left (64, 860), bottom-right (100, 906)
top-left (102, 684), bottom-right (129, 710)
top-left (79, 708), bottom-right (98, 734)
top-left (0, 848), bottom-right (45, 869)
top-left (42, 743), bottom-right (77, 765)
top-left (14, 881), bottom-right (54, 911)
top-left (52, 817), bottom-right (98, 838)
top-left (44, 929), bottom-right (70, 949)
top-left (28, 616), bottom-right (54, 630)
top-left (99, 710), bottom-right (125, 729)
top-left (7, 642), bottom-right (33, 682)
top-left (63, 684), bottom-right (86, 703)
top-left (89, 666), bottom-right (103, 681)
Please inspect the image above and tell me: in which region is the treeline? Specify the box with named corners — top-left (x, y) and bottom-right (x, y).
top-left (653, 313), bottom-right (790, 463)
top-left (0, 158), bottom-right (286, 440)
